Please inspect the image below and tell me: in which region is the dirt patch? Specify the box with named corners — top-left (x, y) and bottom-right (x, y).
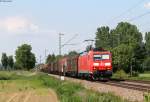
top-left (0, 89), bottom-right (58, 102)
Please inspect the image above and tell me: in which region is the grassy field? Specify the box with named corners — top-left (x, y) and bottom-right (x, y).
top-left (128, 72), bottom-right (150, 81)
top-left (0, 71), bottom-right (58, 102)
top-left (0, 71), bottom-right (130, 102)
top-left (112, 70), bottom-right (150, 81)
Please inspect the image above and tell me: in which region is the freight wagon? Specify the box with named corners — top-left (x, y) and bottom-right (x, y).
top-left (42, 48), bottom-right (112, 80)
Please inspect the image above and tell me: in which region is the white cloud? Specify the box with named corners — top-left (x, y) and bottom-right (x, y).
top-left (0, 16), bottom-right (39, 33)
top-left (29, 23), bottom-right (39, 32)
top-left (144, 2), bottom-right (150, 9)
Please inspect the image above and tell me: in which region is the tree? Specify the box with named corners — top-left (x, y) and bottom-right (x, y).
top-left (15, 44), bottom-right (36, 70)
top-left (1, 53), bottom-right (8, 70)
top-left (114, 22), bottom-right (142, 46)
top-left (112, 44), bottom-right (133, 72)
top-left (143, 32), bottom-right (150, 71)
top-left (112, 22), bottom-right (143, 72)
top-left (134, 43), bottom-right (146, 72)
top-left (95, 26), bottom-right (111, 49)
top-left (95, 22), bottom-right (144, 73)
top-left (46, 54), bottom-right (56, 64)
top-left (68, 51), bottom-right (78, 56)
top-left (86, 45), bottom-right (93, 52)
top-left (145, 32), bottom-right (150, 55)
top-left (46, 54), bottom-right (52, 64)
top-left (143, 57), bottom-right (150, 71)
top-left (7, 56), bottom-right (14, 70)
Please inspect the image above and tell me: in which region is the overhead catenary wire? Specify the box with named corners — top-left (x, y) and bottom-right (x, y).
top-left (107, 0), bottom-right (146, 24)
top-left (128, 11), bottom-right (150, 22)
top-left (61, 34), bottom-right (78, 48)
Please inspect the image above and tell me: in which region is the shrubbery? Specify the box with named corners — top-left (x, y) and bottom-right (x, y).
top-left (113, 69), bottom-right (128, 79)
top-left (144, 93), bottom-right (150, 102)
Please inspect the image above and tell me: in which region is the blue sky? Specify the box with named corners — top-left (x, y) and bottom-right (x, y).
top-left (0, 0), bottom-right (150, 63)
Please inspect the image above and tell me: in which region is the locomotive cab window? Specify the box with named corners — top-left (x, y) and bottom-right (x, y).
top-left (102, 54), bottom-right (110, 60)
top-left (93, 54), bottom-right (110, 61)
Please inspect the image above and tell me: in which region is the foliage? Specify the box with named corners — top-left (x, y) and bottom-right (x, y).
top-left (95, 22), bottom-right (145, 73)
top-left (131, 71), bottom-right (139, 77)
top-left (95, 26), bottom-right (111, 49)
top-left (1, 53), bottom-right (8, 70)
top-left (7, 56), bottom-right (14, 69)
top-left (86, 45), bottom-right (93, 52)
top-left (143, 57), bottom-right (150, 71)
top-left (112, 44), bottom-right (133, 72)
top-left (144, 93), bottom-right (150, 102)
top-left (0, 71), bottom-right (129, 102)
top-left (114, 22), bottom-right (142, 46)
top-left (15, 44), bottom-right (36, 70)
top-left (113, 69), bottom-right (128, 79)
top-left (133, 43), bottom-right (146, 72)
top-left (145, 32), bottom-right (150, 55)
top-left (13, 62), bottom-right (23, 70)
top-left (40, 74), bottom-right (129, 102)
top-left (68, 50), bottom-right (78, 56)
top-left (46, 54), bottom-right (56, 64)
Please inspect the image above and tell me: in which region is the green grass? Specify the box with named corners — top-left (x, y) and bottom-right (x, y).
top-left (128, 72), bottom-right (150, 81)
top-left (0, 71), bottom-right (130, 102)
top-left (112, 71), bottom-right (150, 81)
top-left (144, 93), bottom-right (150, 102)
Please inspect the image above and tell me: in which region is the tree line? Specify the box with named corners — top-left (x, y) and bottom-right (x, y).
top-left (95, 22), bottom-right (150, 73)
top-left (0, 44), bottom-right (36, 70)
top-left (45, 51), bottom-right (78, 65)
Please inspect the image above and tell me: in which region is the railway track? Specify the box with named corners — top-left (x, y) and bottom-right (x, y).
top-left (110, 78), bottom-right (150, 84)
top-left (125, 79), bottom-right (150, 84)
top-left (75, 77), bottom-right (150, 92)
top-left (102, 80), bottom-right (150, 92)
top-left (49, 74), bottom-right (150, 92)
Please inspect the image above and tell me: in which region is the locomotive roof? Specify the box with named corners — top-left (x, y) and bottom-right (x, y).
top-left (79, 48), bottom-right (109, 54)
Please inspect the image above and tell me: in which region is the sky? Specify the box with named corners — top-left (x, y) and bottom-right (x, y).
top-left (0, 0), bottom-right (150, 63)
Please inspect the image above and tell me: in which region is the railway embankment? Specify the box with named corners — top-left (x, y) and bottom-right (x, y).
top-left (49, 74), bottom-right (149, 102)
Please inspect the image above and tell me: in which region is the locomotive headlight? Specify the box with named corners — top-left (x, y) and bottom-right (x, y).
top-left (93, 63), bottom-right (99, 66)
top-left (105, 62), bottom-right (111, 66)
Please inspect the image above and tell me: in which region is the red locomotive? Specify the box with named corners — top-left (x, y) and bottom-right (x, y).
top-left (43, 48), bottom-right (112, 80)
top-left (78, 48), bottom-right (112, 79)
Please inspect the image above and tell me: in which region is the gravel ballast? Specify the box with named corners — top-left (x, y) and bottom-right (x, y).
top-left (49, 74), bottom-right (145, 102)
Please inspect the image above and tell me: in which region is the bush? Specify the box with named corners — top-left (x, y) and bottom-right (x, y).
top-left (143, 57), bottom-right (150, 71)
top-left (144, 93), bottom-right (150, 102)
top-left (13, 62), bottom-right (23, 70)
top-left (113, 69), bottom-right (128, 79)
top-left (131, 71), bottom-right (139, 77)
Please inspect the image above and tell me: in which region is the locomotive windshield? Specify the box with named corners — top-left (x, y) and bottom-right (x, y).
top-left (93, 54), bottom-right (110, 61)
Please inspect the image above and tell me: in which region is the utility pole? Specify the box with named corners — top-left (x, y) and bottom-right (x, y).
top-left (59, 33), bottom-right (64, 55)
top-left (37, 55), bottom-right (42, 72)
top-left (45, 49), bottom-right (48, 63)
top-left (58, 33), bottom-right (77, 80)
top-left (59, 33), bottom-right (64, 80)
top-left (39, 55), bottom-right (42, 64)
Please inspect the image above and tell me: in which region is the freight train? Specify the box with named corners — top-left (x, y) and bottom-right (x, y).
top-left (42, 48), bottom-right (112, 80)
